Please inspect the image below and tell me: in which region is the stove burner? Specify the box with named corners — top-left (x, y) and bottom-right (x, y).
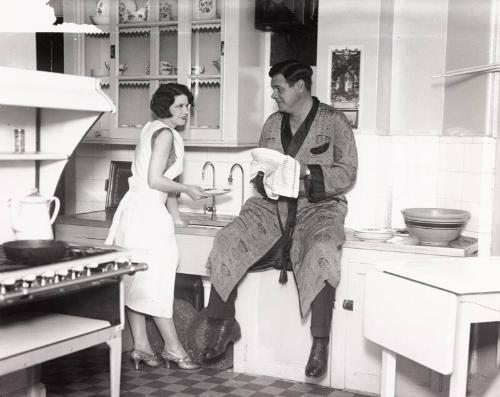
top-left (0, 243), bottom-right (118, 273)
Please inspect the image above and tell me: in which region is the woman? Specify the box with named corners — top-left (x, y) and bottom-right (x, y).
top-left (105, 83), bottom-right (208, 370)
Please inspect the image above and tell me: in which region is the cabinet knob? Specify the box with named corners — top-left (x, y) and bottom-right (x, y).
top-left (342, 299), bottom-right (354, 311)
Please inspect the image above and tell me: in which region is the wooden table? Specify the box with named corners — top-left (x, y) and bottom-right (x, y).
top-left (364, 256), bottom-right (500, 397)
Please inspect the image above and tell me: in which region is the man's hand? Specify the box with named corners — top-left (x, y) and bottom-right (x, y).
top-left (251, 171), bottom-right (268, 198)
top-left (299, 162), bottom-right (310, 179)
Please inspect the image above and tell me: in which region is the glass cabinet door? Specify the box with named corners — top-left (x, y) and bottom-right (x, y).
top-left (188, 0), bottom-right (222, 140)
top-left (82, 2), bottom-right (112, 142)
top-left (116, 27), bottom-right (151, 137)
top-left (159, 26), bottom-right (178, 80)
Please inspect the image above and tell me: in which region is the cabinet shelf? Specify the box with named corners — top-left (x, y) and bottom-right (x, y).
top-left (192, 19), bottom-right (221, 31)
top-left (119, 27), bottom-right (150, 35)
top-left (86, 29), bottom-right (110, 37)
top-left (119, 21), bottom-right (179, 29)
top-left (0, 152), bottom-right (69, 161)
top-left (118, 80), bottom-right (150, 87)
top-left (190, 78), bottom-right (220, 86)
top-left (118, 76), bottom-right (161, 81)
top-left (158, 75), bottom-right (178, 80)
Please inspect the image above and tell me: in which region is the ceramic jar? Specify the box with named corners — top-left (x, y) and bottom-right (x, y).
top-left (119, 0), bottom-right (137, 23)
top-left (160, 0), bottom-right (178, 21)
top-left (96, 0), bottom-right (110, 17)
top-left (192, 0), bottom-right (216, 20)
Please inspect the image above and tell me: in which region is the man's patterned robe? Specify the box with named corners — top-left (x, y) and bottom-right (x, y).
top-left (206, 99), bottom-right (358, 316)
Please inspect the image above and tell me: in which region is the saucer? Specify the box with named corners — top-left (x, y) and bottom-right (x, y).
top-left (353, 228), bottom-right (395, 242)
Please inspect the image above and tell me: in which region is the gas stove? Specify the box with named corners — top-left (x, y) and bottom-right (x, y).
top-left (0, 242), bottom-right (147, 307)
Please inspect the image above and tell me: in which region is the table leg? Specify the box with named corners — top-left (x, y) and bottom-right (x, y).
top-left (202, 277), bottom-right (211, 308)
top-left (106, 336), bottom-right (122, 397)
top-left (26, 365), bottom-right (44, 397)
top-left (381, 349), bottom-right (396, 397)
top-left (469, 323), bottom-right (479, 374)
top-left (449, 306), bottom-right (471, 397)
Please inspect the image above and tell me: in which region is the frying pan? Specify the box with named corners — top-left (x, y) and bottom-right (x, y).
top-left (3, 240), bottom-right (69, 265)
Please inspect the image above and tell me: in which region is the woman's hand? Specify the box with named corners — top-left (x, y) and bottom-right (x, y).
top-left (184, 185), bottom-right (209, 201)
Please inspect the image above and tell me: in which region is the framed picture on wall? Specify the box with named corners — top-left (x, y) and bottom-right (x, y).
top-left (339, 108), bottom-right (358, 129)
top-left (328, 46), bottom-right (361, 129)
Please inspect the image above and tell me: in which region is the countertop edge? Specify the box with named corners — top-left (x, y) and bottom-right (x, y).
top-left (56, 213), bottom-right (478, 257)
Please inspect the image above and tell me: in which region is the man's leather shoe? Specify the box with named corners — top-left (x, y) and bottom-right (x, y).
top-left (202, 318), bottom-right (241, 363)
top-left (305, 337), bottom-right (329, 378)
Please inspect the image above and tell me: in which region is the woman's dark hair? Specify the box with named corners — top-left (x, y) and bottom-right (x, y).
top-left (269, 59), bottom-right (313, 91)
top-left (150, 83), bottom-right (194, 118)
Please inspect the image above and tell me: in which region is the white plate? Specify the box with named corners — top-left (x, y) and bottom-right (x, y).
top-left (203, 188), bottom-right (232, 197)
top-left (354, 228), bottom-right (395, 242)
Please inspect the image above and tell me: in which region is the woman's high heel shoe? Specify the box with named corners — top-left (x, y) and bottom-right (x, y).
top-left (130, 350), bottom-right (163, 370)
top-left (161, 350), bottom-right (200, 370)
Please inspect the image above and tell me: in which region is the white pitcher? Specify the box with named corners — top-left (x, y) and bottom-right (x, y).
top-left (9, 190), bottom-right (60, 240)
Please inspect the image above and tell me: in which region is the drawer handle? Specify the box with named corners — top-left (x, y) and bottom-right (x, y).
top-left (342, 299), bottom-right (354, 311)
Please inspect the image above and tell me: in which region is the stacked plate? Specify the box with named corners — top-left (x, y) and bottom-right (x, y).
top-left (401, 208), bottom-right (470, 246)
top-left (353, 228), bottom-right (395, 242)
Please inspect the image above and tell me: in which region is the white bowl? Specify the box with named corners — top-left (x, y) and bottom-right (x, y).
top-left (402, 208), bottom-right (470, 245)
top-left (90, 15), bottom-right (110, 25)
top-left (401, 208), bottom-right (470, 223)
top-left (404, 221), bottom-right (465, 246)
top-left (191, 65), bottom-right (205, 75)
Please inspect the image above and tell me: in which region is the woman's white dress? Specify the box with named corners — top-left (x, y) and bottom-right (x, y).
top-left (105, 120), bottom-right (184, 318)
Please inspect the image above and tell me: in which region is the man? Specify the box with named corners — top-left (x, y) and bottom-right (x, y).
top-left (202, 59), bottom-right (358, 378)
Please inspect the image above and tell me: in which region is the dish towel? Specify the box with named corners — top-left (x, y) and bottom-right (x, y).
top-left (250, 148), bottom-right (300, 200)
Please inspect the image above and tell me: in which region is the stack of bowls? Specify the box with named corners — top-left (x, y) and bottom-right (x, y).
top-left (401, 208), bottom-right (470, 246)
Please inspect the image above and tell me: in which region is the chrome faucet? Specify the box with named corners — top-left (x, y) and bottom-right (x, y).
top-left (202, 161), bottom-right (216, 218)
top-left (228, 163), bottom-right (245, 209)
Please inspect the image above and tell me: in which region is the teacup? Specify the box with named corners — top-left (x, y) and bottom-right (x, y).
top-left (191, 65), bottom-right (204, 75)
top-left (159, 60), bottom-right (172, 75)
top-left (105, 61), bottom-right (128, 75)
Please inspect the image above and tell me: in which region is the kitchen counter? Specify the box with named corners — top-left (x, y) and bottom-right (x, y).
top-left (56, 211), bottom-right (478, 257)
top-left (55, 211), bottom-right (234, 238)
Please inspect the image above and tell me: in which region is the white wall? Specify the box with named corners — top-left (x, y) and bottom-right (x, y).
top-left (316, 0), bottom-right (384, 132)
top-left (0, 34), bottom-right (36, 69)
top-left (317, 0), bottom-right (448, 135)
top-left (389, 0), bottom-right (448, 135)
top-left (0, 34), bottom-right (37, 243)
top-left (443, 0), bottom-right (494, 136)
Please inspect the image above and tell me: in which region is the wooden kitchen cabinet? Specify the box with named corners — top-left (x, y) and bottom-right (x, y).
top-left (232, 246), bottom-right (451, 394)
top-left (332, 248), bottom-right (446, 397)
top-left (63, 0), bottom-right (264, 147)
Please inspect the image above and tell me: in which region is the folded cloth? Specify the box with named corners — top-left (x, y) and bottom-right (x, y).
top-left (250, 148), bottom-right (300, 200)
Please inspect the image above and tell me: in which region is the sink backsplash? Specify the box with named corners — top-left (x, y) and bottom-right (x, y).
top-left (68, 134), bottom-right (496, 254)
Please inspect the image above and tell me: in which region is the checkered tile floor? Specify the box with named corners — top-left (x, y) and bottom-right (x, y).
top-left (41, 345), bottom-right (370, 397)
